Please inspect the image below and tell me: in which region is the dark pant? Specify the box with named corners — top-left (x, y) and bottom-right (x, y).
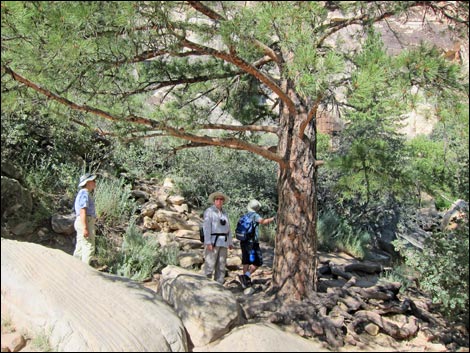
top-left (240, 241), bottom-right (263, 266)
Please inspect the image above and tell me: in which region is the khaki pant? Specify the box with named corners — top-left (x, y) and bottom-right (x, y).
top-left (202, 246), bottom-right (228, 284)
top-left (73, 216), bottom-right (96, 265)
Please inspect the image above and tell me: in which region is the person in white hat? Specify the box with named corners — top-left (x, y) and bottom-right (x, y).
top-left (73, 173), bottom-right (97, 265)
top-left (201, 191), bottom-right (233, 284)
top-left (238, 199), bottom-right (275, 289)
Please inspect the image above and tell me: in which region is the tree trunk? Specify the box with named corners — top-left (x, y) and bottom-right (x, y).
top-left (272, 84), bottom-right (319, 299)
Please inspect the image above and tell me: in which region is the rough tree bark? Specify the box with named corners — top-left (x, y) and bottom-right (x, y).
top-left (272, 83), bottom-right (319, 299)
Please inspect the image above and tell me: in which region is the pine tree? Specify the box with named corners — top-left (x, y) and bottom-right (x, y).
top-left (2, 1), bottom-right (467, 300)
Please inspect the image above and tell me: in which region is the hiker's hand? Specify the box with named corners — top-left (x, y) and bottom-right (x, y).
top-left (228, 245), bottom-right (233, 250)
top-left (207, 244), bottom-right (214, 251)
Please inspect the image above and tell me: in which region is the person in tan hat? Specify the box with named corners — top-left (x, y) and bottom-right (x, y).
top-left (238, 199), bottom-right (275, 289)
top-left (201, 191), bottom-right (233, 284)
top-left (73, 173), bottom-right (97, 265)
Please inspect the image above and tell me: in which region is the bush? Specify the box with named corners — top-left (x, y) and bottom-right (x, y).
top-left (394, 215), bottom-right (469, 325)
top-left (167, 147), bottom-right (278, 217)
top-left (94, 177), bottom-right (137, 226)
top-left (379, 261), bottom-right (416, 293)
top-left (117, 225), bottom-right (161, 281)
top-left (258, 221), bottom-right (276, 247)
top-left (110, 139), bottom-right (170, 178)
top-left (97, 219), bottom-right (179, 281)
top-left (2, 111), bottom-right (108, 193)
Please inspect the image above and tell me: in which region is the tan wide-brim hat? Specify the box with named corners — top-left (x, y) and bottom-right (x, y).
top-left (208, 191), bottom-right (230, 203)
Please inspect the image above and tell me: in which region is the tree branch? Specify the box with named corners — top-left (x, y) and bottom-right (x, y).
top-left (114, 49), bottom-right (203, 65)
top-left (180, 38), bottom-right (296, 114)
top-left (87, 72), bottom-right (239, 97)
top-left (416, 1), bottom-right (469, 27)
top-left (318, 10), bottom-right (397, 47)
top-left (200, 123), bottom-right (277, 134)
top-left (2, 65), bottom-right (283, 164)
top-left (187, 2), bottom-right (283, 78)
top-left (251, 39), bottom-right (281, 64)
top-left (173, 141), bottom-right (211, 151)
top-left (299, 94), bottom-right (323, 138)
top-left (187, 1), bottom-right (224, 21)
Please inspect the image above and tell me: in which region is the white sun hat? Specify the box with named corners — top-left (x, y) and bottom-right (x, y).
top-left (78, 173), bottom-right (97, 188)
top-left (247, 199), bottom-right (261, 212)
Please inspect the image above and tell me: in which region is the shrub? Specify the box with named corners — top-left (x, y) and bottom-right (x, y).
top-left (117, 221), bottom-right (161, 281)
top-left (94, 177), bottom-right (137, 226)
top-left (167, 146), bottom-right (278, 216)
top-left (96, 219), bottom-right (179, 281)
top-left (394, 215), bottom-right (469, 325)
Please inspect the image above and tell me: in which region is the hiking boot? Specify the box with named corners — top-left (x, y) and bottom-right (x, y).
top-left (238, 274), bottom-right (248, 289)
top-left (245, 276), bottom-right (252, 287)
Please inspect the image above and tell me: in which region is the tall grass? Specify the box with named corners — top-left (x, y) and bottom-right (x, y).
top-left (317, 210), bottom-right (371, 259)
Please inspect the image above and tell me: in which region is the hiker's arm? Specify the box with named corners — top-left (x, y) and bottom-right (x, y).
top-left (80, 207), bottom-right (89, 238)
top-left (203, 209), bottom-right (212, 246)
top-left (259, 217), bottom-right (275, 225)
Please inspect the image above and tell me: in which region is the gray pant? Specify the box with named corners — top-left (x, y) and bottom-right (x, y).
top-left (203, 246), bottom-right (228, 284)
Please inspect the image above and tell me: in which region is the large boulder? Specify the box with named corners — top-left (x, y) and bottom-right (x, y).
top-left (193, 323), bottom-right (329, 352)
top-left (1, 239), bottom-right (188, 352)
top-left (159, 266), bottom-right (245, 347)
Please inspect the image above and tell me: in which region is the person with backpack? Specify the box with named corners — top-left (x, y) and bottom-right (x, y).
top-left (238, 199), bottom-right (275, 289)
top-left (201, 191), bottom-right (233, 284)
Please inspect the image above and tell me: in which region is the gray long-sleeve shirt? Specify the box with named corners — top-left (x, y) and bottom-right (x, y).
top-left (203, 205), bottom-right (232, 247)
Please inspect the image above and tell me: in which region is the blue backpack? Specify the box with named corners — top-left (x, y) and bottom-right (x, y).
top-left (235, 212), bottom-right (256, 241)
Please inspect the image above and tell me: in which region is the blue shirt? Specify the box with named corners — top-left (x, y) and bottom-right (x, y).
top-left (74, 189), bottom-right (96, 217)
